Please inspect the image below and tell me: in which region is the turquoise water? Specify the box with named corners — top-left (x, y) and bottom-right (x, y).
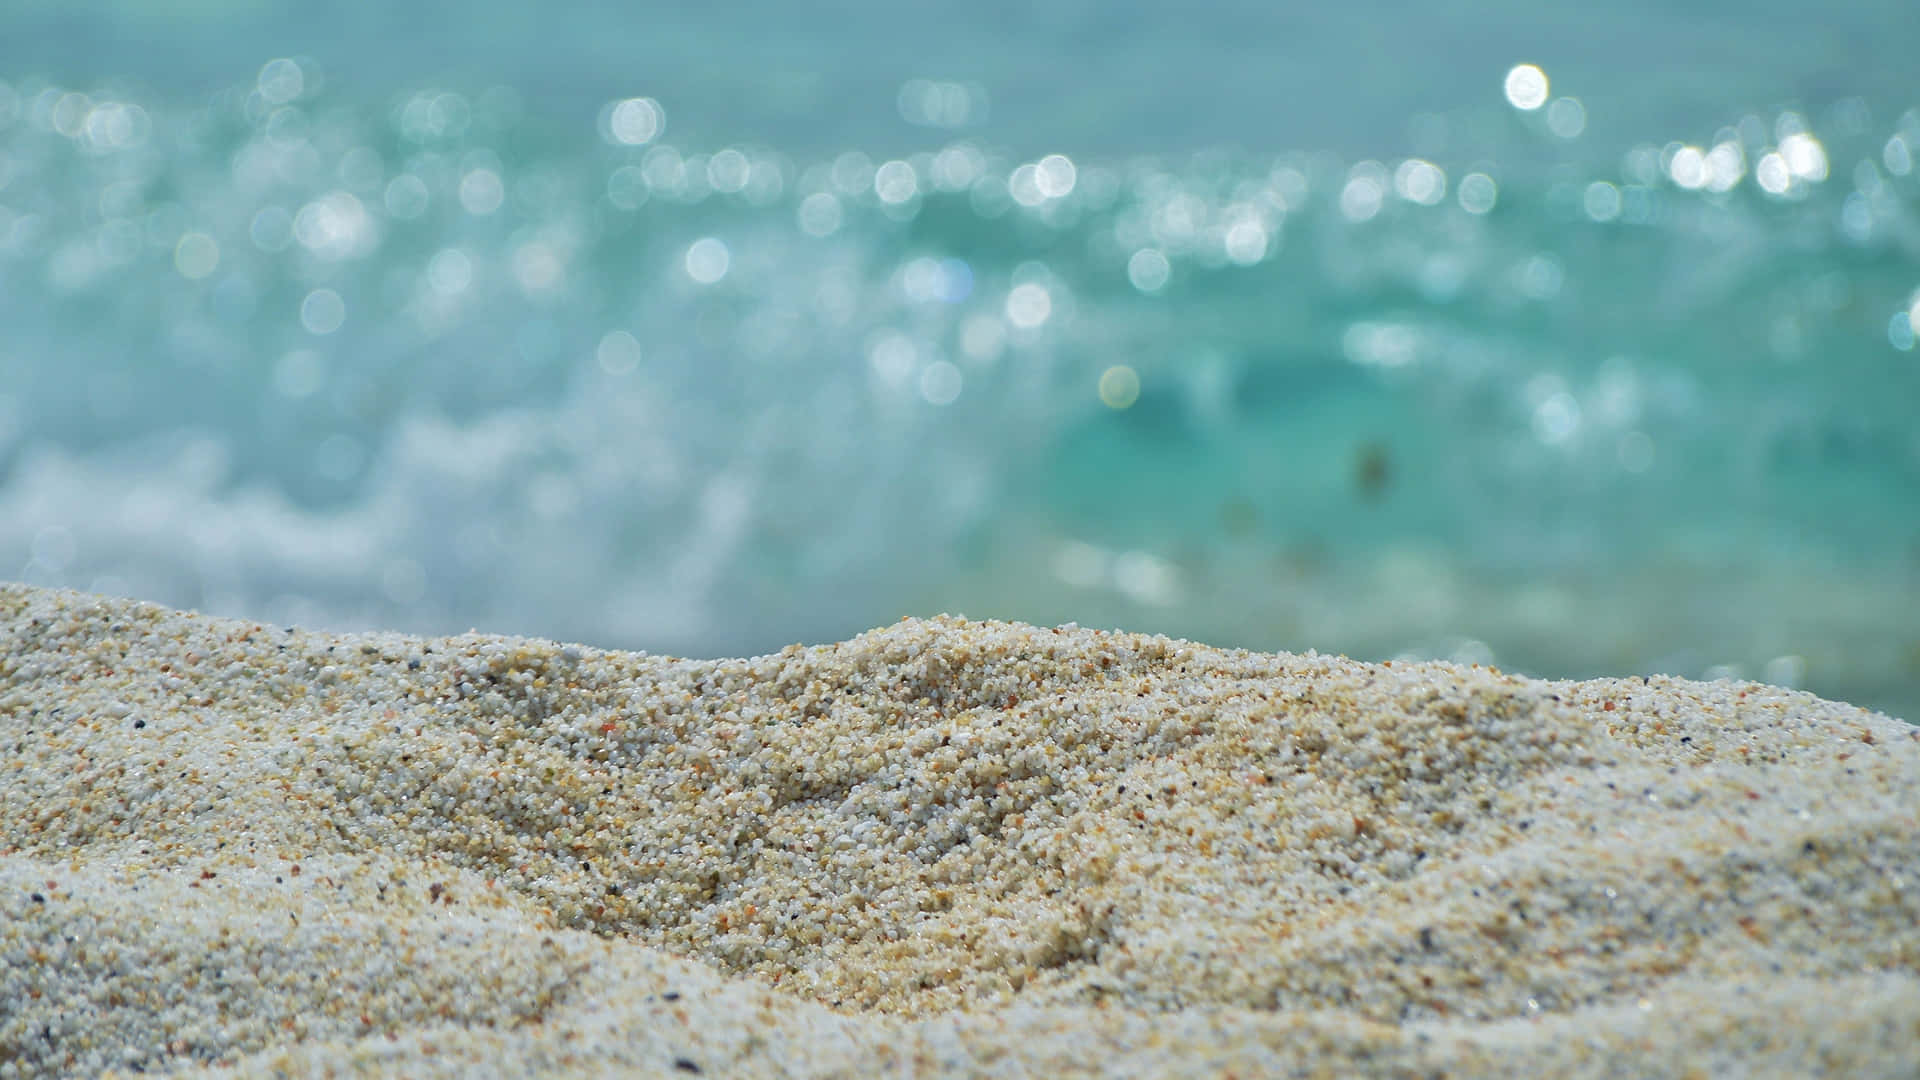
top-left (2, 2), bottom-right (1917, 718)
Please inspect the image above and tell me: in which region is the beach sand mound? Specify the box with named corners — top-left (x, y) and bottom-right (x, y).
top-left (2, 582), bottom-right (1916, 1077)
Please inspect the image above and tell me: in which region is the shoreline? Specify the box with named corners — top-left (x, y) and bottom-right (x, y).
top-left (4, 582), bottom-right (1917, 1077)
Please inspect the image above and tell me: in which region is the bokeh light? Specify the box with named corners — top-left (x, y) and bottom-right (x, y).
top-left (427, 248), bottom-right (473, 295)
top-left (384, 174), bottom-right (430, 219)
top-left (1582, 181), bottom-right (1620, 221)
top-left (597, 330), bottom-right (643, 374)
top-left (1545, 97), bottom-right (1586, 138)
top-left (459, 168), bottom-right (505, 215)
top-left (1884, 134), bottom-right (1913, 176)
top-left (300, 288), bottom-right (346, 334)
top-left (1504, 64), bottom-right (1549, 111)
top-left (874, 160), bottom-right (917, 204)
top-left (685, 237), bottom-right (730, 284)
top-left (1340, 163), bottom-right (1387, 221)
top-left (1034, 154), bottom-right (1076, 199)
top-left (172, 232), bottom-right (219, 279)
top-left (604, 97), bottom-right (664, 145)
top-left (896, 79), bottom-right (987, 128)
top-left (257, 58), bottom-right (306, 105)
top-left (920, 361), bottom-right (963, 405)
top-left (1222, 218), bottom-right (1268, 265)
top-left (1780, 132), bottom-right (1828, 181)
top-left (797, 191), bottom-right (842, 237)
top-left (1127, 248), bottom-right (1171, 293)
top-left (1393, 159), bottom-right (1446, 205)
top-left (1098, 365), bottom-right (1140, 408)
top-left (1005, 282), bottom-right (1051, 328)
top-left (1457, 172), bottom-right (1498, 214)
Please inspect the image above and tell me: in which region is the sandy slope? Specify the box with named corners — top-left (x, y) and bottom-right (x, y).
top-left (3, 583), bottom-right (1916, 1077)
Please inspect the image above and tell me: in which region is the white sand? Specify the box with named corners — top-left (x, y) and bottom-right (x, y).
top-left (3, 581), bottom-right (1917, 1078)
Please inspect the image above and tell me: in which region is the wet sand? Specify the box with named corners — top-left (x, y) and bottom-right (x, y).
top-left (3, 582), bottom-right (1917, 1077)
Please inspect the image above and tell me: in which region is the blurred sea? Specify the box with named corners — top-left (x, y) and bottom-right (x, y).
top-left (2, 1), bottom-right (1917, 719)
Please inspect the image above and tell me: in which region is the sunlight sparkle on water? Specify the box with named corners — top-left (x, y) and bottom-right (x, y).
top-left (1340, 163), bottom-right (1387, 222)
top-left (896, 79), bottom-right (987, 129)
top-left (1702, 141), bottom-right (1745, 191)
top-left (641, 146), bottom-right (687, 198)
top-left (1098, 365), bottom-right (1140, 409)
top-left (1128, 249), bottom-right (1171, 293)
top-left (384, 174), bottom-right (429, 219)
top-left (685, 237), bottom-right (729, 284)
top-left (1457, 172), bottom-right (1497, 214)
top-left (874, 160), bottom-right (917, 204)
top-left (707, 148), bottom-right (750, 194)
top-left (1779, 132), bottom-right (1829, 182)
top-left (300, 288), bottom-right (346, 335)
top-left (427, 248), bottom-right (473, 295)
top-left (1889, 311), bottom-right (1915, 352)
top-left (1583, 182), bottom-right (1621, 222)
top-left (1504, 65), bottom-right (1549, 111)
top-left (1394, 159), bottom-right (1446, 205)
top-left (82, 102), bottom-right (150, 152)
top-left (1222, 217), bottom-right (1269, 265)
top-left (607, 165), bottom-right (648, 210)
top-left (257, 59), bottom-right (306, 105)
top-left (172, 232), bottom-right (219, 279)
top-left (831, 152), bottom-right (874, 197)
top-left (597, 330), bottom-right (642, 374)
top-left (920, 361), bottom-right (963, 405)
top-left (797, 192), bottom-right (842, 237)
top-left (1034, 154), bottom-right (1077, 199)
top-left (1755, 152), bottom-right (1791, 195)
top-left (604, 97), bottom-right (664, 146)
top-left (932, 144), bottom-right (985, 191)
top-left (1667, 146), bottom-right (1707, 190)
top-left (1546, 97), bottom-right (1586, 139)
top-left (459, 168), bottom-right (505, 215)
top-left (1885, 135), bottom-right (1914, 176)
top-left (1005, 282), bottom-right (1052, 328)
top-left (899, 257), bottom-right (972, 304)
top-left (294, 192), bottom-right (375, 259)
top-left (1008, 163), bottom-right (1046, 208)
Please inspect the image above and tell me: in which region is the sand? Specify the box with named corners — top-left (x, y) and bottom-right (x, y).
top-left (2, 582), bottom-right (1917, 1078)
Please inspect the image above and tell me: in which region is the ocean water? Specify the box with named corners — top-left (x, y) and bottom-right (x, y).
top-left (2, 2), bottom-right (1917, 719)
